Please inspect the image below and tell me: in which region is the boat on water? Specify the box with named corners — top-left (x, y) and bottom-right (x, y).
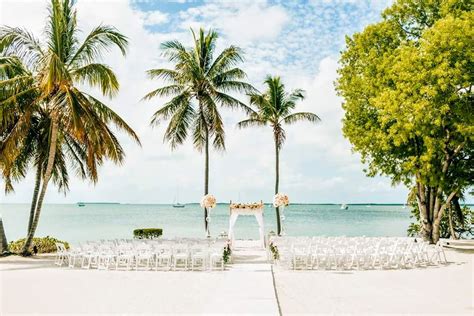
top-left (77, 202), bottom-right (85, 207)
top-left (340, 204), bottom-right (348, 210)
top-left (173, 190), bottom-right (185, 208)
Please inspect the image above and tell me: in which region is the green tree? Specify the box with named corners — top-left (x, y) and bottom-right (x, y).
top-left (336, 0), bottom-right (473, 243)
top-left (143, 28), bottom-right (254, 234)
top-left (237, 76), bottom-right (320, 235)
top-left (0, 0), bottom-right (140, 255)
top-left (0, 55), bottom-right (38, 255)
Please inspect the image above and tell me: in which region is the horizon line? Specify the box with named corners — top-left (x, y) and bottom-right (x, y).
top-left (2, 202), bottom-right (473, 206)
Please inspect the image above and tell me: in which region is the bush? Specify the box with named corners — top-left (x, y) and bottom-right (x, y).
top-left (9, 236), bottom-right (69, 254)
top-left (223, 243), bottom-right (232, 264)
top-left (133, 228), bottom-right (163, 239)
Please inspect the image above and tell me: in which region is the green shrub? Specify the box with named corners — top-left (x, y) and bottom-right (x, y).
top-left (133, 228), bottom-right (163, 239)
top-left (269, 241), bottom-right (279, 260)
top-left (9, 236), bottom-right (69, 254)
top-left (223, 244), bottom-right (232, 264)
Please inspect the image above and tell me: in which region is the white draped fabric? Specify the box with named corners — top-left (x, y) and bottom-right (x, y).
top-left (228, 203), bottom-right (265, 249)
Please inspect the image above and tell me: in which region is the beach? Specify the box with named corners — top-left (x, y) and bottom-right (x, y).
top-left (1, 243), bottom-right (472, 315)
top-left (0, 0), bottom-right (472, 315)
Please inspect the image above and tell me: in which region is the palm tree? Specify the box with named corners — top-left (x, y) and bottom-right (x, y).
top-left (143, 28), bottom-right (255, 234)
top-left (6, 108), bottom-right (89, 235)
top-left (0, 0), bottom-right (140, 255)
top-left (237, 76), bottom-right (320, 235)
top-left (0, 54), bottom-right (37, 255)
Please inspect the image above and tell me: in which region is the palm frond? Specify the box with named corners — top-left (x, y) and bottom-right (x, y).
top-left (164, 100), bottom-right (195, 149)
top-left (142, 85), bottom-right (184, 100)
top-left (192, 108), bottom-right (207, 151)
top-left (145, 68), bottom-right (181, 84)
top-left (80, 91), bottom-right (141, 145)
top-left (160, 40), bottom-right (192, 65)
top-left (150, 91), bottom-right (191, 126)
top-left (213, 92), bottom-right (253, 115)
top-left (72, 63), bottom-right (119, 98)
top-left (45, 0), bottom-right (79, 63)
top-left (69, 25), bottom-right (128, 66)
top-left (0, 26), bottom-right (44, 69)
top-left (282, 112), bottom-right (321, 125)
top-left (200, 94), bottom-right (225, 151)
top-left (208, 46), bottom-right (244, 77)
top-left (237, 118), bottom-right (267, 129)
top-left (214, 79), bottom-right (256, 95)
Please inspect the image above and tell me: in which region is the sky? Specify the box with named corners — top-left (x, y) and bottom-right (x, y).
top-left (0, 0), bottom-right (416, 204)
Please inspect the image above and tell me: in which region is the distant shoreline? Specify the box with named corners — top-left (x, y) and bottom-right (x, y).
top-left (1, 202), bottom-right (473, 206)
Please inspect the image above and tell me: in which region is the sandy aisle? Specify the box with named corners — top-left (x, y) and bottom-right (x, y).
top-left (0, 256), bottom-right (278, 315)
top-left (273, 248), bottom-right (473, 315)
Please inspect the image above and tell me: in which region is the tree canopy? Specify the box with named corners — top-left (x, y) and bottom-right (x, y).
top-left (336, 0), bottom-right (473, 242)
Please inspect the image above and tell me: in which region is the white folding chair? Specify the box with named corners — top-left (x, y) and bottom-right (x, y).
top-left (173, 244), bottom-right (189, 271)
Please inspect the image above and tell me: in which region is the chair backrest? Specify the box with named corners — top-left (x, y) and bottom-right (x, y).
top-left (191, 244), bottom-right (205, 253)
top-left (173, 243), bottom-right (188, 254)
top-left (55, 243), bottom-right (65, 253)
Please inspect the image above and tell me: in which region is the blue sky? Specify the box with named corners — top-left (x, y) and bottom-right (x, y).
top-left (1, 0), bottom-right (423, 204)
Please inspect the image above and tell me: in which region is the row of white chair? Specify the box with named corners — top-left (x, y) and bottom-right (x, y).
top-left (55, 238), bottom-right (230, 271)
top-left (268, 236), bottom-right (448, 270)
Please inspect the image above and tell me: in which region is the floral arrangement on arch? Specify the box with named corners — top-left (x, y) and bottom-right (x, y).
top-left (230, 202), bottom-right (263, 210)
top-left (273, 193), bottom-right (289, 208)
top-left (200, 194), bottom-right (217, 209)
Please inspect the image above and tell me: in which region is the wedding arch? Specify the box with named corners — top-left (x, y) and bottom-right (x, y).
top-left (228, 201), bottom-right (265, 248)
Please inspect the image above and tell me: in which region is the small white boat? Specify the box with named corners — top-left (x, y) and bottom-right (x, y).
top-left (172, 190), bottom-right (185, 208)
top-left (340, 204), bottom-right (348, 210)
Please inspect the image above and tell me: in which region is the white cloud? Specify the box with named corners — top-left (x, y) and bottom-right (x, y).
top-left (141, 10), bottom-right (168, 25)
top-left (177, 1), bottom-right (289, 43)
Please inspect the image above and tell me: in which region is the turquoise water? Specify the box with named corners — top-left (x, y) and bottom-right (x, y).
top-left (1, 204), bottom-right (412, 243)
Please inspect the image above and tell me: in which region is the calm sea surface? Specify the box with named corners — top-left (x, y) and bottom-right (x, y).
top-left (1, 203), bottom-right (412, 243)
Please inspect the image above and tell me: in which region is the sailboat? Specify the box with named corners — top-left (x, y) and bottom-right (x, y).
top-left (340, 203), bottom-right (348, 210)
top-left (173, 190), bottom-right (185, 208)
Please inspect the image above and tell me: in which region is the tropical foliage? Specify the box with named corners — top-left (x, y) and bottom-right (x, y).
top-left (133, 228), bottom-right (163, 239)
top-left (143, 28), bottom-right (254, 233)
top-left (9, 236), bottom-right (69, 254)
top-left (238, 76), bottom-right (320, 235)
top-left (0, 0), bottom-right (140, 255)
top-left (336, 0), bottom-right (473, 243)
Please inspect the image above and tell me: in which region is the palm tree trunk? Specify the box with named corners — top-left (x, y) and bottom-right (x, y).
top-left (274, 136), bottom-right (281, 236)
top-left (204, 123), bottom-right (209, 235)
top-left (447, 206), bottom-right (457, 239)
top-left (21, 119), bottom-right (59, 255)
top-left (27, 164), bottom-right (42, 232)
top-left (0, 216), bottom-right (8, 255)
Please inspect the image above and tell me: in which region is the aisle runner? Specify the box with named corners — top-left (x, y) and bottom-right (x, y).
top-left (230, 239), bottom-right (270, 266)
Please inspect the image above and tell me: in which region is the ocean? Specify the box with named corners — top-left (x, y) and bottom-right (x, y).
top-left (1, 203), bottom-right (413, 244)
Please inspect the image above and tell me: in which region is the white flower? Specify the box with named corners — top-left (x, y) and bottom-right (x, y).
top-left (273, 193), bottom-right (289, 207)
top-left (200, 194), bottom-right (217, 209)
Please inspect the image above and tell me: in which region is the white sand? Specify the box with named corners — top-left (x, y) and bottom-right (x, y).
top-left (1, 245), bottom-right (472, 315)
